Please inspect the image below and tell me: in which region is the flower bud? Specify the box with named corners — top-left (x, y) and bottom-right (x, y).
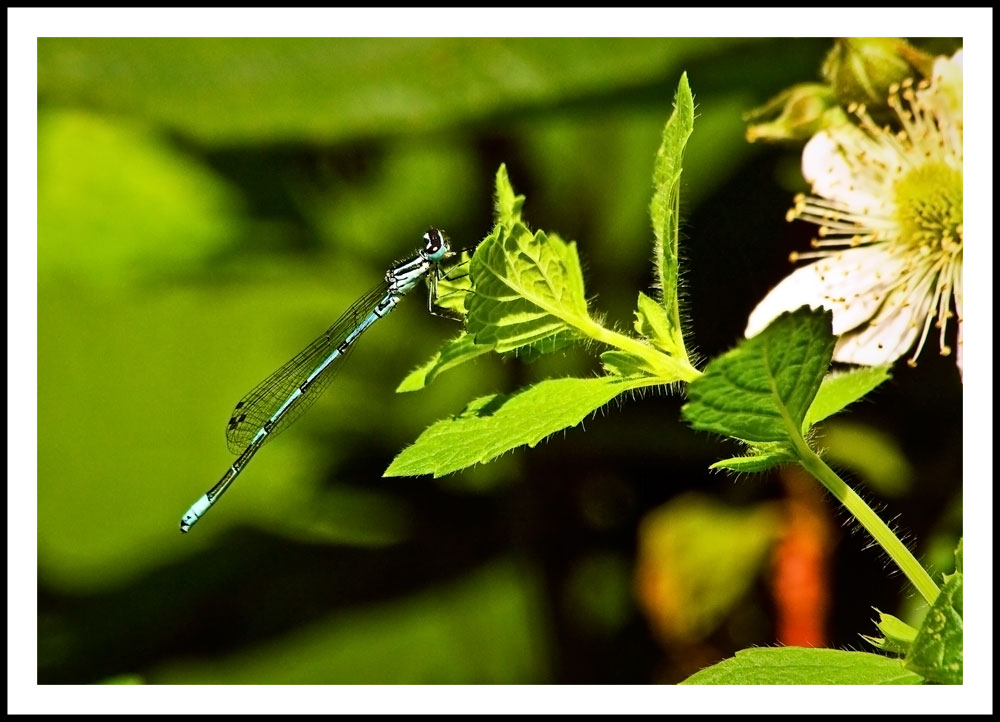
top-left (821, 38), bottom-right (934, 114)
top-left (744, 83), bottom-right (849, 143)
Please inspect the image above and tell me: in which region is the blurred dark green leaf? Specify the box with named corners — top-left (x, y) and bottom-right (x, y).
top-left (636, 493), bottom-right (781, 643)
top-left (819, 420), bottom-right (914, 497)
top-left (151, 559), bottom-right (549, 683)
top-left (302, 139), bottom-right (482, 254)
top-left (38, 109), bottom-right (243, 289)
top-left (38, 38), bottom-right (750, 144)
top-left (563, 552), bottom-right (633, 637)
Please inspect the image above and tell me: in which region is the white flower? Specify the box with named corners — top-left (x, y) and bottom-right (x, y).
top-left (746, 50), bottom-right (963, 374)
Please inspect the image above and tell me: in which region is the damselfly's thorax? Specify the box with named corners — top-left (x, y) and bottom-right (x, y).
top-left (383, 229), bottom-right (451, 296)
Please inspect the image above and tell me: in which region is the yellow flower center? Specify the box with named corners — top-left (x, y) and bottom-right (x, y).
top-left (892, 162), bottom-right (963, 255)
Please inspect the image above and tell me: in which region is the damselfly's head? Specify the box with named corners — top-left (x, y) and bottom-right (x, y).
top-left (423, 228), bottom-right (450, 261)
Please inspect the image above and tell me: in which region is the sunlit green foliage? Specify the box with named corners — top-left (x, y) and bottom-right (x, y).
top-left (35, 36), bottom-right (963, 689)
top-left (680, 647), bottom-right (924, 685)
top-left (42, 37), bottom-right (765, 685)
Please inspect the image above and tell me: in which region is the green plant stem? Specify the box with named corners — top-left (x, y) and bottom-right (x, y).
top-left (580, 318), bottom-right (700, 383)
top-left (794, 439), bottom-right (940, 605)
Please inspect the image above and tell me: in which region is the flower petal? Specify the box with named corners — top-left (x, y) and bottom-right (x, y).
top-left (833, 274), bottom-right (936, 366)
top-left (746, 246), bottom-right (908, 338)
top-left (918, 50), bottom-right (963, 120)
top-left (801, 129), bottom-right (889, 214)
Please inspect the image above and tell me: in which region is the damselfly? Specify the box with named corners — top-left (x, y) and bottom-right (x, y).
top-left (180, 228), bottom-right (459, 533)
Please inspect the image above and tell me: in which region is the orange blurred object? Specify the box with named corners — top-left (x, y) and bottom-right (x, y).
top-left (772, 468), bottom-right (833, 647)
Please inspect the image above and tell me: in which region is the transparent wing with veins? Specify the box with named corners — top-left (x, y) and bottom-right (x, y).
top-left (224, 281), bottom-right (389, 454)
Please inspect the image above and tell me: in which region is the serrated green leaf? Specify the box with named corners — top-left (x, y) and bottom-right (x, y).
top-left (682, 307), bottom-right (835, 444)
top-left (385, 376), bottom-right (648, 478)
top-left (515, 330), bottom-right (579, 362)
top-left (494, 164), bottom-right (525, 229)
top-left (396, 332), bottom-right (494, 392)
top-left (803, 365), bottom-right (891, 431)
top-left (466, 223), bottom-right (590, 354)
top-left (433, 255), bottom-right (475, 316)
top-left (681, 647), bottom-right (924, 685)
top-left (633, 291), bottom-right (677, 355)
top-left (954, 537), bottom-right (962, 574)
top-left (710, 441), bottom-right (796, 472)
top-left (878, 612), bottom-right (919, 647)
top-left (863, 611), bottom-right (919, 655)
top-left (860, 635), bottom-right (903, 655)
top-left (905, 541), bottom-right (963, 684)
top-left (601, 350), bottom-right (659, 378)
top-left (648, 73), bottom-right (694, 362)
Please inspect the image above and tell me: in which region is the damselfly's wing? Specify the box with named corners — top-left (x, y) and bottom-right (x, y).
top-left (224, 282), bottom-right (388, 454)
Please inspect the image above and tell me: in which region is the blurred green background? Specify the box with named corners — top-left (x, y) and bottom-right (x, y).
top-left (37, 37), bottom-right (962, 684)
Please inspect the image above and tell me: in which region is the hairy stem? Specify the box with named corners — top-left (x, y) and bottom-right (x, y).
top-left (579, 318), bottom-right (700, 382)
top-left (794, 439), bottom-right (940, 605)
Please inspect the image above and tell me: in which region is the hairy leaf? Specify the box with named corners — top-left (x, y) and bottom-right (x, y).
top-left (633, 291), bottom-right (676, 355)
top-left (386, 376), bottom-right (651, 477)
top-left (494, 164), bottom-right (525, 229)
top-left (600, 350), bottom-right (661, 379)
top-left (681, 647), bottom-right (923, 685)
top-left (862, 611), bottom-right (919, 655)
top-left (396, 333), bottom-right (494, 392)
top-left (467, 224), bottom-right (590, 354)
top-left (648, 74), bottom-right (694, 360)
top-left (803, 365), bottom-right (891, 431)
top-left (709, 441), bottom-right (796, 472)
top-left (682, 307), bottom-right (835, 443)
top-left (905, 540), bottom-right (963, 684)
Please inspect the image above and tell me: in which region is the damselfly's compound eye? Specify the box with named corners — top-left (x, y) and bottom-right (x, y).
top-left (424, 228), bottom-right (449, 260)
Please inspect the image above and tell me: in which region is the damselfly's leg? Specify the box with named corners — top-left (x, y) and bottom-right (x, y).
top-left (426, 243), bottom-right (483, 320)
top-left (426, 262), bottom-right (471, 322)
